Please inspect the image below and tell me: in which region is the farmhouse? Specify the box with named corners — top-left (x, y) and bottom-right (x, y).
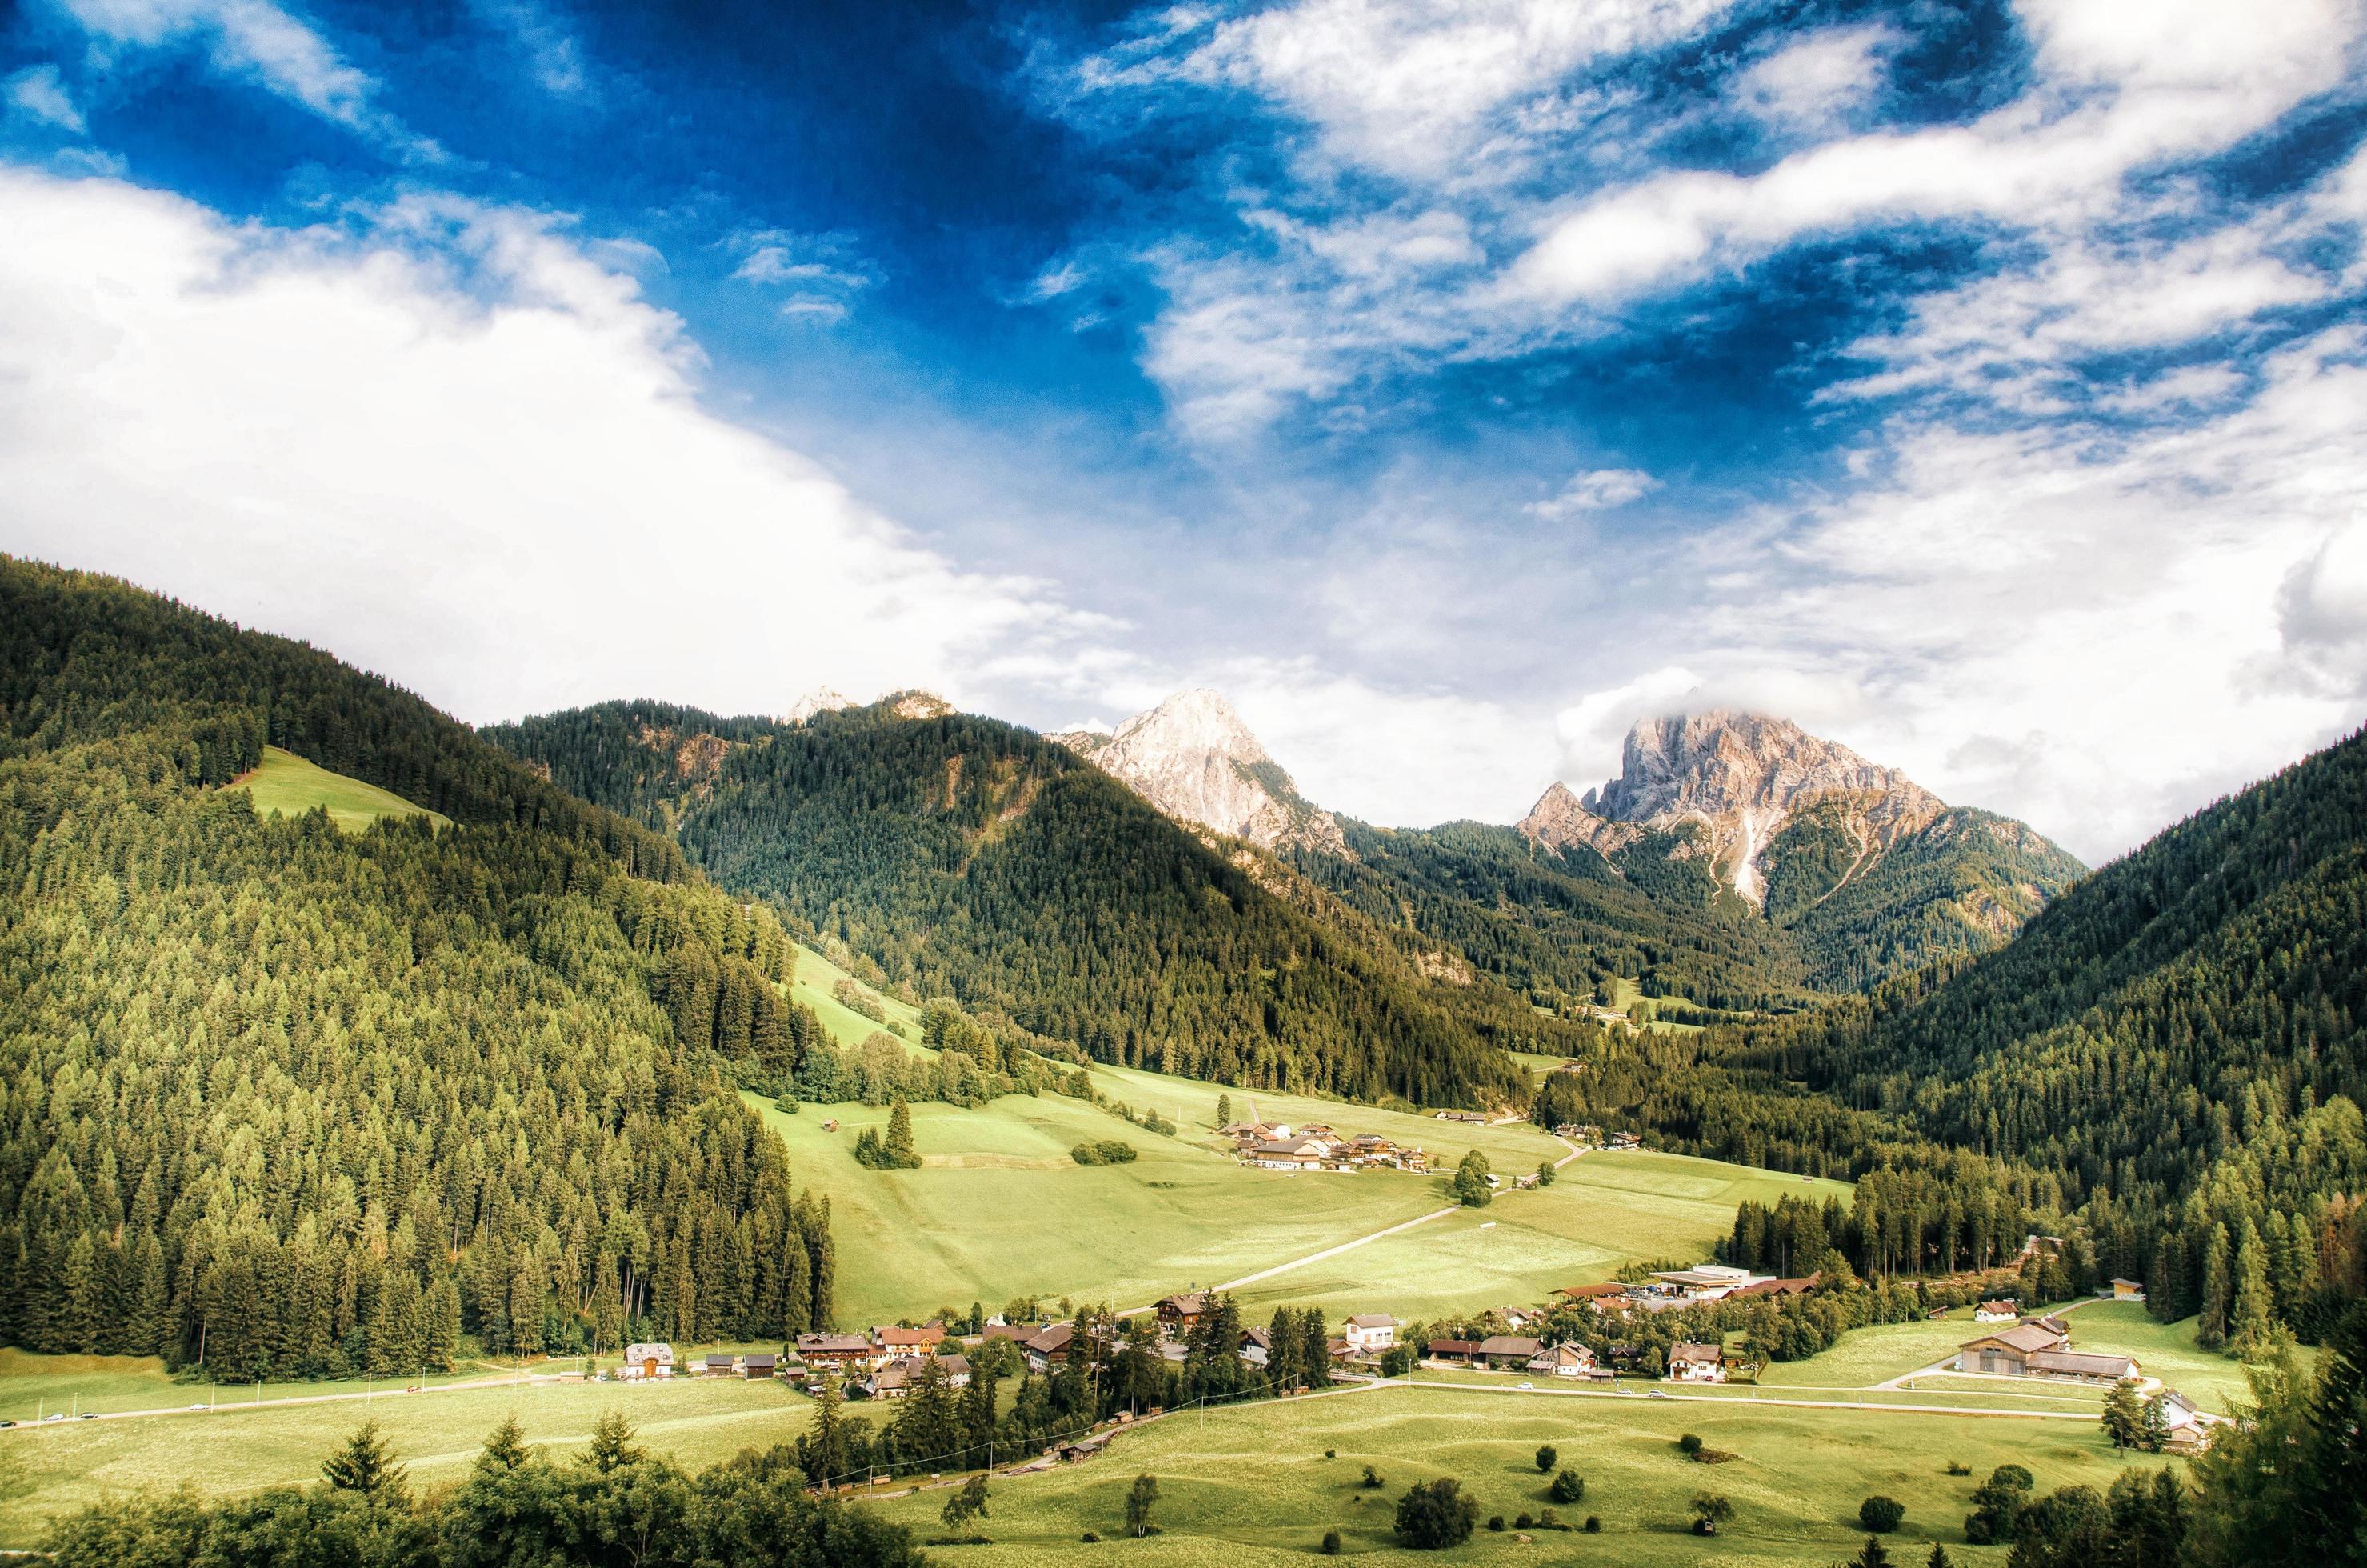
top-left (1526, 1342), bottom-right (1597, 1378)
top-left (1954, 1320), bottom-right (2072, 1375)
top-left (1478, 1334), bottom-right (1543, 1369)
top-left (1489, 1306), bottom-right (1539, 1330)
top-left (1156, 1292), bottom-right (1210, 1331)
top-left (2028, 1350), bottom-right (2141, 1383)
top-left (1645, 1264), bottom-right (1768, 1303)
top-left (1425, 1338), bottom-right (1482, 1364)
top-left (1241, 1326), bottom-right (1273, 1368)
top-left (1975, 1299), bottom-right (2020, 1323)
top-left (874, 1324), bottom-right (941, 1354)
top-left (795, 1332), bottom-right (877, 1370)
top-left (1344, 1314), bottom-right (1397, 1354)
top-left (1605, 1131), bottom-right (1642, 1150)
top-left (1020, 1322), bottom-right (1075, 1372)
top-left (1668, 1342), bottom-right (1727, 1382)
top-left (622, 1342), bottom-right (674, 1379)
top-left (742, 1353), bottom-right (778, 1379)
top-left (1248, 1138), bottom-right (1330, 1171)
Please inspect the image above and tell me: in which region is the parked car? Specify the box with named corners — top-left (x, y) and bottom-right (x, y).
top-left (1516, 1382), bottom-right (1533, 1390)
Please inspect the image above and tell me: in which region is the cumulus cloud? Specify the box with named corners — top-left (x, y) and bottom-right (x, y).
top-left (1733, 25), bottom-right (1893, 131)
top-left (1527, 466), bottom-right (1657, 518)
top-left (6, 65), bottom-right (86, 133)
top-left (0, 168), bottom-right (1102, 723)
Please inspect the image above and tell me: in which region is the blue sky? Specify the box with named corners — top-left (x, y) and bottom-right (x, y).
top-left (4, 0), bottom-right (2367, 860)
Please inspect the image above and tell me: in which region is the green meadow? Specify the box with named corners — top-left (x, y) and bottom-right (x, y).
top-left (762, 1054), bottom-right (1852, 1329)
top-left (0, 1372), bottom-right (810, 1549)
top-left (790, 942), bottom-right (927, 1049)
top-left (868, 1382), bottom-right (2175, 1566)
top-left (232, 745), bottom-right (450, 832)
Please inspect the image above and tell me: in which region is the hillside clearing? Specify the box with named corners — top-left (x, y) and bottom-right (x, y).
top-left (231, 745), bottom-right (450, 832)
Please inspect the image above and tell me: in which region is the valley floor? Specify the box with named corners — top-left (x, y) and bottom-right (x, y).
top-left (758, 1060), bottom-right (1851, 1328)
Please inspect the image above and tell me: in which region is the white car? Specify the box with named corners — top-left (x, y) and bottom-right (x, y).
top-left (1649, 1390), bottom-right (1670, 1399)
top-left (1516, 1382), bottom-right (1533, 1390)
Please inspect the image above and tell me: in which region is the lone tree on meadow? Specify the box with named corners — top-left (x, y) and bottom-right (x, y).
top-left (1534, 1444), bottom-right (1557, 1474)
top-left (942, 1472), bottom-right (991, 1528)
top-left (1549, 1470), bottom-right (1585, 1505)
top-left (1125, 1474), bottom-right (1162, 1538)
top-left (2101, 1378), bottom-right (2144, 1453)
top-left (322, 1419), bottom-right (408, 1503)
top-left (1453, 1150), bottom-right (1493, 1207)
top-left (1690, 1492), bottom-right (1733, 1536)
top-left (1394, 1477), bottom-right (1479, 1549)
top-left (1859, 1495), bottom-right (1905, 1532)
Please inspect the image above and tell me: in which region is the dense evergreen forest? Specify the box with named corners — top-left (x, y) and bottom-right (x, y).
top-left (0, 561), bottom-right (840, 1379)
top-left (1541, 726), bottom-right (2367, 1345)
top-left (491, 701), bottom-right (1578, 1107)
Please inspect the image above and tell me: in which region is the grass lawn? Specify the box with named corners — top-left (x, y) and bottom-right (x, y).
top-left (2057, 1302), bottom-right (2282, 1412)
top-left (868, 1382), bottom-right (2176, 1566)
top-left (767, 1060), bottom-right (1853, 1329)
top-left (232, 746), bottom-right (450, 833)
top-left (790, 942), bottom-right (926, 1050)
top-left (0, 1374), bottom-right (810, 1550)
top-left (0, 1350), bottom-right (514, 1422)
top-left (1755, 1316), bottom-right (1996, 1389)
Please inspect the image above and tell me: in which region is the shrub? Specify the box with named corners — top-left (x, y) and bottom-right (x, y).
top-left (1514, 1513), bottom-right (1533, 1530)
top-left (1861, 1495), bottom-right (1905, 1533)
top-left (1324, 1450), bottom-right (1336, 1460)
top-left (1394, 1478), bottom-right (1480, 1549)
top-left (1362, 1464), bottom-right (1385, 1489)
top-left (1487, 1515), bottom-right (1505, 1532)
top-left (1070, 1140), bottom-right (1138, 1166)
top-left (1549, 1470), bottom-right (1585, 1505)
top-left (1079, 1532), bottom-right (1098, 1542)
top-left (1690, 1493), bottom-right (1733, 1537)
top-left (1945, 1461), bottom-right (1972, 1477)
top-left (1535, 1444), bottom-right (1558, 1474)
top-left (1678, 1433), bottom-right (1704, 1457)
top-left (1320, 1529), bottom-right (1342, 1554)
top-left (1964, 1466), bottom-right (2033, 1546)
top-left (1537, 1508), bottom-right (1561, 1530)
top-left (1584, 1514), bottom-right (1601, 1533)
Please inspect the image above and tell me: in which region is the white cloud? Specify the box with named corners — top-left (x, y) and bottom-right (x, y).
top-left (467, 0), bottom-right (594, 101)
top-left (58, 0), bottom-right (436, 157)
top-left (1148, 0), bottom-right (1742, 180)
top-left (0, 168), bottom-right (1102, 723)
top-left (6, 65), bottom-right (86, 133)
top-left (1511, 0), bottom-right (2361, 308)
top-left (1733, 25), bottom-right (1892, 131)
top-left (1527, 466), bottom-right (1657, 518)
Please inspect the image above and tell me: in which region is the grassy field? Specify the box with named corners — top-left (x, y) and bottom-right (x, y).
top-left (232, 746), bottom-right (450, 833)
top-left (868, 1382), bottom-right (2174, 1566)
top-left (762, 1055), bottom-right (1851, 1329)
top-left (790, 942), bottom-right (927, 1049)
top-left (0, 1350), bottom-right (522, 1422)
top-left (0, 1373), bottom-right (810, 1549)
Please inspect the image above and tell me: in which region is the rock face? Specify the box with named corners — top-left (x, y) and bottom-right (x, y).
top-left (1521, 710), bottom-right (1944, 906)
top-left (780, 687), bottom-right (856, 725)
top-left (1050, 689), bottom-right (1349, 856)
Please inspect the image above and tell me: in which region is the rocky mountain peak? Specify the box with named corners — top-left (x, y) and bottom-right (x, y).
top-left (1524, 709), bottom-right (1945, 906)
top-left (779, 686), bottom-right (856, 726)
top-left (1050, 689), bottom-right (1348, 857)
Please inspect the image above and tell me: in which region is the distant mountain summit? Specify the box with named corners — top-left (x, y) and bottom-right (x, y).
top-left (1050, 689), bottom-right (1348, 856)
top-left (779, 686), bottom-right (856, 725)
top-left (1524, 710), bottom-right (1943, 906)
top-left (1519, 709), bottom-right (2084, 988)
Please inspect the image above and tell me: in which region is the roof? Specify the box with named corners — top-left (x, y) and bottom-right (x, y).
top-left (2029, 1314), bottom-right (2072, 1334)
top-left (2111, 1276), bottom-right (2144, 1287)
top-left (1671, 1341), bottom-right (1724, 1363)
top-left (1427, 1338), bottom-right (1482, 1355)
top-left (937, 1354), bottom-right (970, 1375)
top-left (2029, 1350), bottom-right (2137, 1378)
top-left (1347, 1314), bottom-right (1397, 1329)
top-left (1734, 1274), bottom-right (1820, 1298)
top-left (1158, 1292), bottom-right (1211, 1314)
top-left (1962, 1322), bottom-right (2069, 1355)
top-left (1555, 1283), bottom-right (1629, 1300)
top-left (705, 1354), bottom-right (735, 1366)
top-left (1478, 1335), bottom-right (1542, 1357)
top-left (875, 1326), bottom-right (936, 1346)
top-left (796, 1333), bottom-right (873, 1354)
top-left (1978, 1299), bottom-right (2018, 1313)
top-left (1651, 1266), bottom-right (1754, 1287)
top-left (1249, 1138), bottom-right (1325, 1158)
top-left (1241, 1326), bottom-right (1272, 1348)
top-left (743, 1353), bottom-right (778, 1367)
top-left (1533, 1342), bottom-right (1593, 1364)
top-left (623, 1342), bottom-right (673, 1361)
top-left (1025, 1324), bottom-right (1074, 1354)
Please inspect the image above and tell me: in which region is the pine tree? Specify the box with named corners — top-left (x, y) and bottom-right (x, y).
top-left (585, 1410), bottom-right (642, 1474)
top-left (2101, 1378), bottom-right (2143, 1451)
top-left (2229, 1232), bottom-right (2277, 1359)
top-left (885, 1099), bottom-right (918, 1169)
top-left (321, 1419), bottom-right (408, 1503)
top-left (2197, 1222), bottom-right (2232, 1350)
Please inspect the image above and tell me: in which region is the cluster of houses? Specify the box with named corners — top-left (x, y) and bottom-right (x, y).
top-left (618, 1342), bottom-right (781, 1381)
top-left (1950, 1307), bottom-right (2209, 1450)
top-left (1545, 1262), bottom-right (1819, 1319)
top-left (1221, 1106), bottom-right (1432, 1174)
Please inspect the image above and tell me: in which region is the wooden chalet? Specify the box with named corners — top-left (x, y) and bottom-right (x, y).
top-left (1156, 1292), bottom-right (1211, 1330)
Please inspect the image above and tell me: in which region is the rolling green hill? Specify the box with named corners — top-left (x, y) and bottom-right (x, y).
top-left (0, 558), bottom-right (838, 1383)
top-left (489, 700), bottom-right (1582, 1109)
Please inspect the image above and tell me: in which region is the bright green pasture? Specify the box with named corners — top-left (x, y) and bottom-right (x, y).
top-left (868, 1382), bottom-right (2174, 1566)
top-left (766, 1058), bottom-right (1853, 1329)
top-left (790, 942), bottom-right (925, 1049)
top-left (2057, 1301), bottom-right (2290, 1412)
top-left (0, 1373), bottom-right (808, 1549)
top-left (233, 746), bottom-right (449, 833)
top-left (0, 1349), bottom-right (503, 1422)
top-left (1755, 1316), bottom-right (1993, 1389)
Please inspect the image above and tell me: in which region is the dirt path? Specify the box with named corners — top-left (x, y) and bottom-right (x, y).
top-left (1116, 1206), bottom-right (1462, 1318)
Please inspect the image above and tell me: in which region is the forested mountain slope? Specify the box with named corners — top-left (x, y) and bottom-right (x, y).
top-left (490, 700), bottom-right (1568, 1107)
top-left (0, 560), bottom-right (839, 1379)
top-left (1740, 726), bottom-right (2367, 1338)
